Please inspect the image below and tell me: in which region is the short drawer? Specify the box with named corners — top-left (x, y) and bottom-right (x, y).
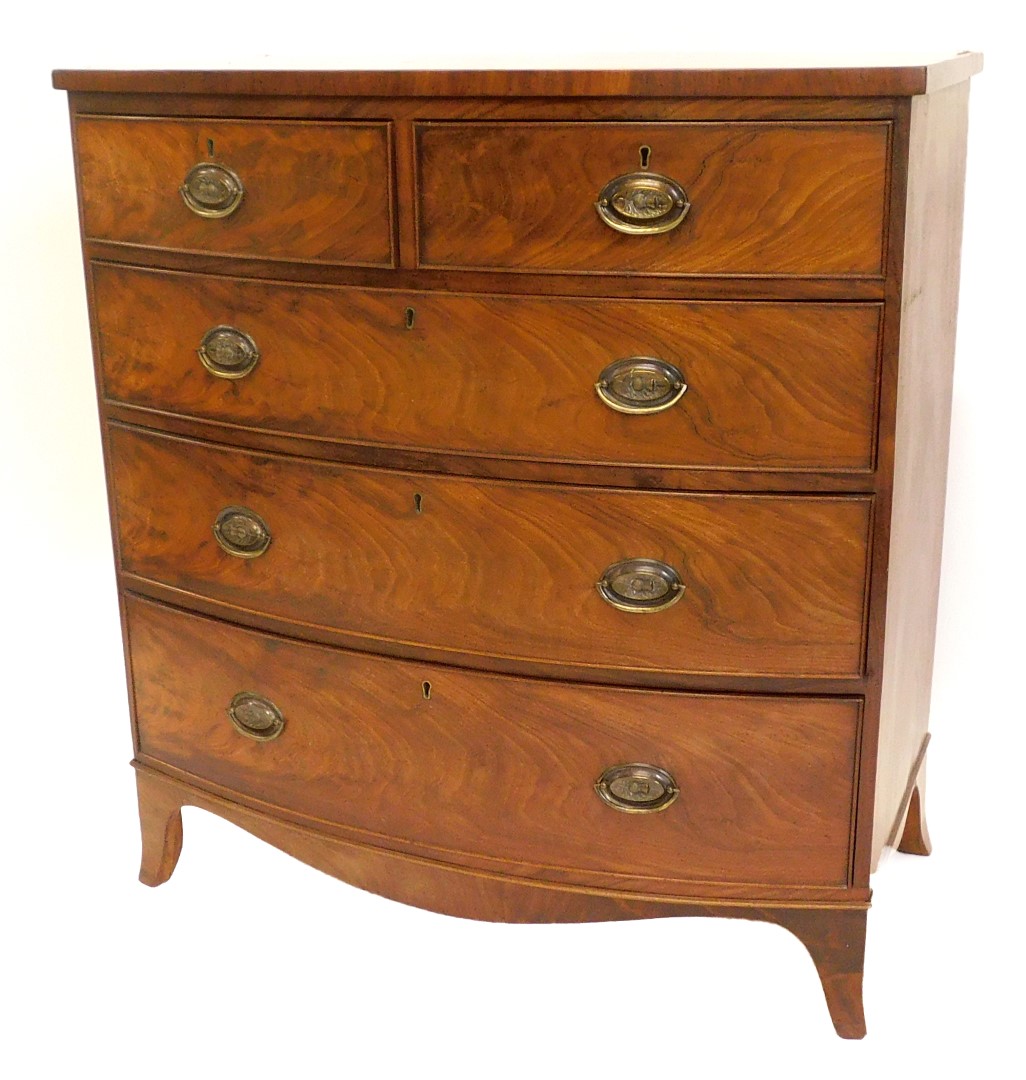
top-left (111, 425), bottom-right (872, 679)
top-left (95, 264), bottom-right (882, 473)
top-left (75, 117), bottom-right (393, 265)
top-left (416, 121), bottom-right (890, 276)
top-left (128, 596), bottom-right (861, 891)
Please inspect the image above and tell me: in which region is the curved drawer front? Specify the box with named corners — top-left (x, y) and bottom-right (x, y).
top-left (128, 596), bottom-right (861, 890)
top-left (416, 121), bottom-right (890, 275)
top-left (111, 426), bottom-right (872, 679)
top-left (96, 264), bottom-right (881, 473)
top-left (76, 117), bottom-right (393, 265)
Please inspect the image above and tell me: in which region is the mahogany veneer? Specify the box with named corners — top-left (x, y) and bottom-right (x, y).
top-left (109, 423), bottom-right (873, 681)
top-left (55, 55), bottom-right (981, 1039)
top-left (94, 264), bottom-right (883, 473)
top-left (416, 121), bottom-right (891, 275)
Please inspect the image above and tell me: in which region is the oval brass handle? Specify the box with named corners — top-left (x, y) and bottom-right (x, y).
top-left (596, 172), bottom-right (690, 235)
top-left (180, 161), bottom-right (245, 218)
top-left (213, 506), bottom-right (272, 559)
top-left (228, 691), bottom-right (285, 741)
top-left (198, 325), bottom-right (260, 380)
top-left (595, 764), bottom-right (679, 813)
top-left (596, 358), bottom-right (687, 414)
top-left (597, 558), bottom-right (684, 613)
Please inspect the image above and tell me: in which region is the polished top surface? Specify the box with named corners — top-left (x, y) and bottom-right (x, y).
top-left (53, 52), bottom-right (982, 98)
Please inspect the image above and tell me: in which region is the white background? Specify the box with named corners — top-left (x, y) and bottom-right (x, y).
top-left (2, 3), bottom-right (1020, 1076)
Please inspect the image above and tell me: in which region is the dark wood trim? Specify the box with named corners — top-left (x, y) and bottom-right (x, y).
top-left (53, 56), bottom-right (982, 99)
top-left (101, 401), bottom-right (881, 494)
top-left (134, 754), bottom-right (864, 902)
top-left (848, 97), bottom-right (914, 888)
top-left (132, 760), bottom-right (876, 911)
top-left (64, 91), bottom-right (908, 122)
top-left (121, 582), bottom-right (871, 696)
top-left (83, 240), bottom-right (888, 299)
top-left (66, 106), bottom-right (143, 759)
top-left (393, 119), bottom-right (417, 269)
top-left (57, 61), bottom-right (979, 1039)
top-left (135, 762), bottom-right (871, 1037)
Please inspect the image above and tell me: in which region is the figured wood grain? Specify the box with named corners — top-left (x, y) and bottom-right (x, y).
top-left (56, 59), bottom-right (982, 1041)
top-left (128, 596), bottom-right (860, 889)
top-left (94, 263), bottom-right (882, 473)
top-left (870, 81), bottom-right (971, 868)
top-left (100, 403), bottom-right (885, 496)
top-left (84, 241), bottom-right (889, 301)
top-left (67, 91), bottom-right (904, 123)
top-left (75, 117), bottom-right (394, 265)
top-left (53, 55), bottom-right (983, 98)
top-left (416, 122), bottom-right (890, 276)
top-left (135, 761), bottom-right (867, 1034)
top-left (110, 424), bottom-right (873, 680)
top-left (135, 760), bottom-right (870, 1034)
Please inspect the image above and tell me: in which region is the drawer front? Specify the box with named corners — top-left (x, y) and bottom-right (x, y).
top-left (111, 426), bottom-right (872, 679)
top-left (75, 117), bottom-right (393, 265)
top-left (96, 264), bottom-right (881, 472)
top-left (416, 121), bottom-right (890, 276)
top-left (128, 596), bottom-right (861, 890)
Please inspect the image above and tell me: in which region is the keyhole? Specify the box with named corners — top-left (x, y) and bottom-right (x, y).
top-left (207, 138), bottom-right (215, 157)
top-left (639, 144), bottom-right (652, 170)
top-left (414, 492), bottom-right (423, 513)
top-left (404, 306), bottom-right (416, 330)
top-left (422, 681), bottom-right (432, 700)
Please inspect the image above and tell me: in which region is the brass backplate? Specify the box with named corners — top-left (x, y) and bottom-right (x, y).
top-left (198, 325), bottom-right (260, 379)
top-left (596, 357), bottom-right (687, 414)
top-left (595, 763), bottom-right (680, 813)
top-left (228, 691), bottom-right (285, 741)
top-left (180, 161), bottom-right (245, 218)
top-left (597, 558), bottom-right (685, 613)
top-left (213, 505), bottom-right (272, 559)
top-left (595, 172), bottom-right (690, 235)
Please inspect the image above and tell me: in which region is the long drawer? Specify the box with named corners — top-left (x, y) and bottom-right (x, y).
top-left (416, 121), bottom-right (891, 276)
top-left (75, 116), bottom-right (394, 265)
top-left (128, 595), bottom-right (861, 891)
top-left (110, 425), bottom-right (873, 679)
top-left (95, 264), bottom-right (882, 473)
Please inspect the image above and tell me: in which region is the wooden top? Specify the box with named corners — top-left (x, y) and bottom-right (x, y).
top-left (52, 53), bottom-right (982, 99)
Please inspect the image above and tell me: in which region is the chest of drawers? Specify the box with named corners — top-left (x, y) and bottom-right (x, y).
top-left (54, 56), bottom-right (981, 1039)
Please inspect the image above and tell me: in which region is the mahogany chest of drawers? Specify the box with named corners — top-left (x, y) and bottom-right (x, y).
top-left (54, 56), bottom-right (981, 1038)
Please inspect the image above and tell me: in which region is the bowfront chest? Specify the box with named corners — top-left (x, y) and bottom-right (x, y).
top-left (54, 55), bottom-right (981, 1038)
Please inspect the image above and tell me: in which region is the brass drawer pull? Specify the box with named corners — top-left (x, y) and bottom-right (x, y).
top-left (595, 764), bottom-right (679, 813)
top-left (180, 161), bottom-right (245, 218)
top-left (198, 325), bottom-right (260, 379)
top-left (213, 505), bottom-right (272, 559)
top-left (597, 558), bottom-right (684, 613)
top-left (596, 358), bottom-right (687, 414)
top-left (596, 172), bottom-right (690, 235)
top-left (228, 691), bottom-right (285, 741)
